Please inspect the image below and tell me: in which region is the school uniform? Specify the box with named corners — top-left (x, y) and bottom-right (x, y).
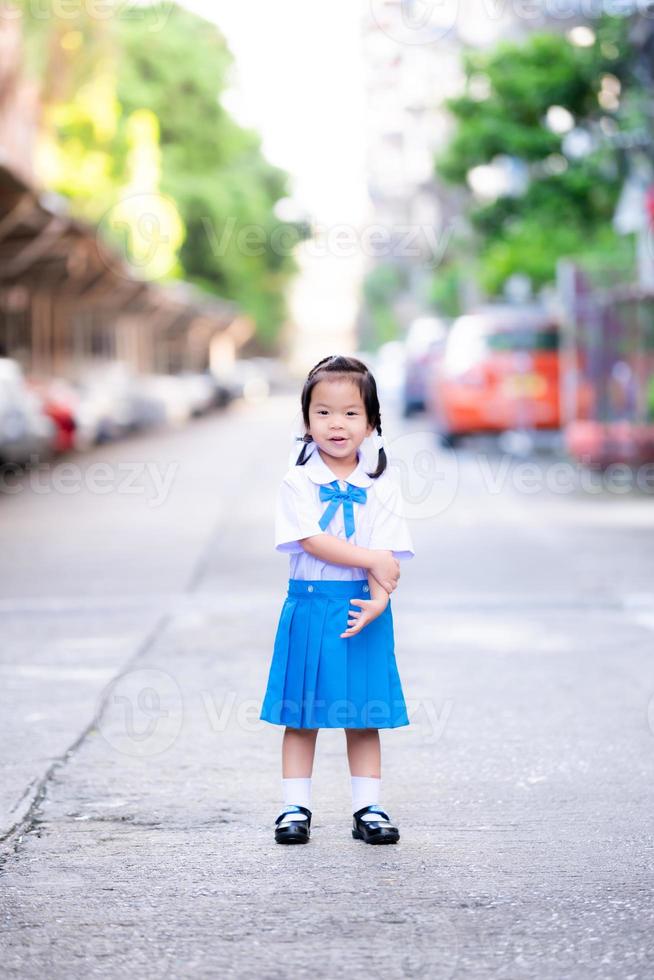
top-left (260, 442), bottom-right (415, 730)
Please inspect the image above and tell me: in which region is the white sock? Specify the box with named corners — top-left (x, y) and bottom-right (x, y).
top-left (282, 776), bottom-right (312, 811)
top-left (351, 775), bottom-right (381, 813)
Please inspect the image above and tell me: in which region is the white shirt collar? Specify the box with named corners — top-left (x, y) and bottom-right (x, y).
top-left (304, 444), bottom-right (374, 488)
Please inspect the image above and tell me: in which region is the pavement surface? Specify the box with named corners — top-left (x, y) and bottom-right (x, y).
top-left (1, 392), bottom-right (654, 979)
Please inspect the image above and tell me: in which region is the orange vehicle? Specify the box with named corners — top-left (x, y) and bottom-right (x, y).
top-left (429, 304), bottom-right (561, 446)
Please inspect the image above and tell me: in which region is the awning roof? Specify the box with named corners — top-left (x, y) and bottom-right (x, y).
top-left (0, 164), bottom-right (237, 330)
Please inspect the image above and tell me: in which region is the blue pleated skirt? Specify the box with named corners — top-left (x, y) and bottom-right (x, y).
top-left (260, 578), bottom-right (410, 729)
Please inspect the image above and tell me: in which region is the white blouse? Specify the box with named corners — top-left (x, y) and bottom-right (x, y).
top-left (274, 444), bottom-right (415, 581)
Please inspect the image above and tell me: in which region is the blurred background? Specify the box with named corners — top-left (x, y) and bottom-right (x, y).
top-left (3, 5), bottom-right (654, 972)
top-left (1, 0), bottom-right (653, 471)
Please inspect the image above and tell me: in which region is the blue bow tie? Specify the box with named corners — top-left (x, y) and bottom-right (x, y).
top-left (318, 481), bottom-right (367, 538)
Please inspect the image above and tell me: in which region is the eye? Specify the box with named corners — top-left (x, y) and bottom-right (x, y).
top-left (315, 409), bottom-right (359, 415)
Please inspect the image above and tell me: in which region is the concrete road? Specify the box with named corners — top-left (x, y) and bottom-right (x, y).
top-left (1, 394), bottom-right (654, 979)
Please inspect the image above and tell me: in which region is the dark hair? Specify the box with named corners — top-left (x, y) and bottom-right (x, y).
top-left (294, 354), bottom-right (387, 479)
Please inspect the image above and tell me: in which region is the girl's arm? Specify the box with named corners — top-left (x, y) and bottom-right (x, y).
top-left (340, 563), bottom-right (390, 639)
top-left (300, 533), bottom-right (375, 569)
top-left (367, 571), bottom-right (390, 608)
top-left (299, 534), bottom-right (400, 593)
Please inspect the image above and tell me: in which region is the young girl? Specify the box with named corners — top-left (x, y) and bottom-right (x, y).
top-left (260, 354), bottom-right (415, 845)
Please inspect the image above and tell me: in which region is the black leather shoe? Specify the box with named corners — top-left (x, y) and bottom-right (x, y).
top-left (274, 805), bottom-right (312, 844)
top-left (352, 804), bottom-right (399, 844)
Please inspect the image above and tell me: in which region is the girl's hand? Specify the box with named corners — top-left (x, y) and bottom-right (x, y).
top-left (369, 552), bottom-right (400, 593)
top-left (340, 596), bottom-right (389, 638)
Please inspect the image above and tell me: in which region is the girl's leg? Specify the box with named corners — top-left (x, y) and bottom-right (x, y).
top-left (345, 727), bottom-right (381, 777)
top-left (345, 728), bottom-right (382, 812)
top-left (279, 727), bottom-right (318, 814)
top-left (345, 729), bottom-right (399, 842)
top-left (282, 726), bottom-right (319, 777)
top-left (275, 728), bottom-right (318, 835)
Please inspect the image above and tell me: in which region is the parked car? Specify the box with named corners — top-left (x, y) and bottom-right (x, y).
top-left (214, 359), bottom-right (270, 403)
top-left (243, 357), bottom-right (294, 393)
top-left (76, 362), bottom-right (169, 441)
top-left (25, 376), bottom-right (77, 455)
top-left (25, 374), bottom-right (113, 452)
top-left (177, 371), bottom-right (216, 417)
top-left (431, 305), bottom-right (561, 447)
top-left (402, 316), bottom-right (449, 417)
top-left (369, 341), bottom-right (407, 415)
top-left (136, 373), bottom-right (195, 428)
top-left (0, 358), bottom-right (56, 466)
top-left (69, 375), bottom-right (132, 448)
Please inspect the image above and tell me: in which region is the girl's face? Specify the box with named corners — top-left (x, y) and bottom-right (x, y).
top-left (307, 378), bottom-right (373, 461)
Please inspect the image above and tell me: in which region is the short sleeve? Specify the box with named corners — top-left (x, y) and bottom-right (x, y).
top-left (368, 477), bottom-right (415, 560)
top-left (274, 477), bottom-right (326, 553)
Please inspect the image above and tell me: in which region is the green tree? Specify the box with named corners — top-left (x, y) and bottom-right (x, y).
top-left (114, 4), bottom-right (300, 346)
top-left (361, 263), bottom-right (407, 347)
top-left (18, 1), bottom-right (300, 346)
top-left (434, 16), bottom-right (637, 303)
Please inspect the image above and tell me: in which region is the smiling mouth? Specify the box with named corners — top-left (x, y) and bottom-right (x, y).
top-left (329, 437), bottom-right (348, 442)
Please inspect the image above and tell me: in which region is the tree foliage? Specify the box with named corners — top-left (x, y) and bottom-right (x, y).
top-left (18, 1), bottom-right (300, 345)
top-left (433, 16), bottom-right (637, 302)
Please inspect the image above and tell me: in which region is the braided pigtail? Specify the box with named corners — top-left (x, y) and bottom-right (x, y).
top-left (365, 415), bottom-right (388, 479)
top-left (295, 433), bottom-right (314, 466)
